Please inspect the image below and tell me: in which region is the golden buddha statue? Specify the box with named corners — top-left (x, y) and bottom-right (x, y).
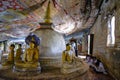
top-left (15, 44), bottom-right (23, 61)
top-left (62, 44), bottom-right (75, 64)
top-left (24, 41), bottom-right (39, 64)
top-left (2, 44), bottom-right (15, 66)
top-left (15, 41), bottom-right (40, 68)
top-left (61, 44), bottom-right (83, 74)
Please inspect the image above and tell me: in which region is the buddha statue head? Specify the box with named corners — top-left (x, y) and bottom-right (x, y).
top-left (29, 41), bottom-right (36, 48)
top-left (66, 44), bottom-right (71, 51)
top-left (9, 44), bottom-right (15, 50)
top-left (18, 44), bottom-right (22, 48)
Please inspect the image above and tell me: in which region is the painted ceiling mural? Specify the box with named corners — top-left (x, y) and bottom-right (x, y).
top-left (0, 0), bottom-right (102, 41)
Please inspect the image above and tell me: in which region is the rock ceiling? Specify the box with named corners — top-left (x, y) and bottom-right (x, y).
top-left (0, 0), bottom-right (103, 41)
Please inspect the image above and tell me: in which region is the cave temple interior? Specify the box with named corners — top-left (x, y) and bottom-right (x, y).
top-left (0, 0), bottom-right (119, 80)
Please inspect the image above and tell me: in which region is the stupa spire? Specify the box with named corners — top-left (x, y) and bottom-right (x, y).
top-left (44, 0), bottom-right (51, 23)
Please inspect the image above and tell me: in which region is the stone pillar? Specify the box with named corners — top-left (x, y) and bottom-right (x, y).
top-left (3, 41), bottom-right (7, 52)
top-left (34, 23), bottom-right (66, 68)
top-left (82, 37), bottom-right (86, 52)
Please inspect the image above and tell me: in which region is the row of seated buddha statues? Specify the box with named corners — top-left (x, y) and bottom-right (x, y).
top-left (2, 41), bottom-right (40, 71)
top-left (61, 43), bottom-right (85, 74)
top-left (1, 34), bottom-right (87, 74)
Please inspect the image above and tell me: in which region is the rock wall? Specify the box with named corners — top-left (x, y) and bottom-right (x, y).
top-left (90, 0), bottom-right (120, 79)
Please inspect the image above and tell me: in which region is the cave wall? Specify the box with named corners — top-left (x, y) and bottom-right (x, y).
top-left (90, 0), bottom-right (120, 79)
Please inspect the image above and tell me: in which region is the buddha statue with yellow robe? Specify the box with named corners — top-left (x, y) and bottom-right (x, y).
top-left (62, 44), bottom-right (75, 64)
top-left (15, 41), bottom-right (40, 70)
top-left (23, 41), bottom-right (39, 67)
top-left (61, 44), bottom-right (84, 74)
top-left (2, 44), bottom-right (15, 66)
top-left (15, 44), bottom-right (23, 61)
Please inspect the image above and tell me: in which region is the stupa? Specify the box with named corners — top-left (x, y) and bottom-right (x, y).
top-left (34, 1), bottom-right (66, 68)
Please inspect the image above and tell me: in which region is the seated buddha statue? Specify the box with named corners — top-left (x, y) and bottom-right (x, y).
top-left (61, 44), bottom-right (84, 74)
top-left (15, 41), bottom-right (40, 69)
top-left (62, 44), bottom-right (74, 64)
top-left (24, 41), bottom-right (39, 67)
top-left (2, 44), bottom-right (15, 66)
top-left (15, 44), bottom-right (23, 62)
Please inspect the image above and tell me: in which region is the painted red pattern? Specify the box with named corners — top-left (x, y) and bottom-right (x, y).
top-left (0, 0), bottom-right (38, 22)
top-left (0, 0), bottom-right (23, 12)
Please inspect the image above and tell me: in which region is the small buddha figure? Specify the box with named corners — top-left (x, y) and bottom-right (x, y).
top-left (15, 41), bottom-right (40, 68)
top-left (61, 44), bottom-right (84, 74)
top-left (15, 44), bottom-right (23, 61)
top-left (2, 44), bottom-right (15, 66)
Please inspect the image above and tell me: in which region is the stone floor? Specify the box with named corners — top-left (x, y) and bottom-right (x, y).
top-left (0, 67), bottom-right (114, 80)
top-left (76, 68), bottom-right (115, 80)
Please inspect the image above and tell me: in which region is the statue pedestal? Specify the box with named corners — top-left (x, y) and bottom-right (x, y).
top-left (0, 64), bottom-right (13, 70)
top-left (13, 66), bottom-right (41, 73)
top-left (61, 60), bottom-right (89, 74)
top-left (39, 57), bottom-right (61, 69)
top-left (13, 62), bottom-right (41, 73)
top-left (0, 62), bottom-right (89, 80)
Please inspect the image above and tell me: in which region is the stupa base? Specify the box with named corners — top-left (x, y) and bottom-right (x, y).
top-left (0, 62), bottom-right (89, 80)
top-left (13, 66), bottom-right (41, 73)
